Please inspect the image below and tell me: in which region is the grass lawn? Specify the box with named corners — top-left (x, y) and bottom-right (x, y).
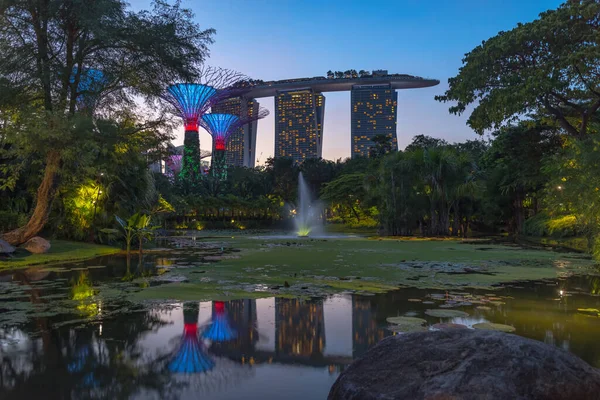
top-left (0, 240), bottom-right (121, 269)
top-left (133, 236), bottom-right (597, 301)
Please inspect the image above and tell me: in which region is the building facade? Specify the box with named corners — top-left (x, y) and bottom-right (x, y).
top-left (275, 89), bottom-right (325, 163)
top-left (211, 97), bottom-right (260, 168)
top-left (350, 84), bottom-right (398, 158)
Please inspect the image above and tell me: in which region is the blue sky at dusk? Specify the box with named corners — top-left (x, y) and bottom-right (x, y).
top-left (133, 0), bottom-right (562, 163)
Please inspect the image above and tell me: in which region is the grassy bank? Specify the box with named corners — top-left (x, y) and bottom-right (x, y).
top-left (0, 240), bottom-right (121, 269)
top-left (133, 236), bottom-right (596, 301)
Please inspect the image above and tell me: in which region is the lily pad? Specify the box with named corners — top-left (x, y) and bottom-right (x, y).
top-left (431, 323), bottom-right (469, 330)
top-left (386, 316), bottom-right (427, 325)
top-left (425, 309), bottom-right (469, 318)
top-left (473, 322), bottom-right (516, 333)
top-left (407, 298), bottom-right (422, 302)
top-left (477, 306), bottom-right (492, 311)
top-left (577, 308), bottom-right (600, 316)
top-left (386, 316), bottom-right (428, 332)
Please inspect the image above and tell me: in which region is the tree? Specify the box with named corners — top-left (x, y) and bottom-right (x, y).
top-left (322, 173), bottom-right (367, 223)
top-left (482, 121), bottom-right (561, 233)
top-left (436, 1), bottom-right (600, 138)
top-left (326, 70), bottom-right (334, 79)
top-left (404, 134), bottom-right (448, 152)
top-left (335, 71), bottom-right (344, 79)
top-left (0, 0), bottom-right (214, 245)
top-left (369, 134), bottom-right (396, 158)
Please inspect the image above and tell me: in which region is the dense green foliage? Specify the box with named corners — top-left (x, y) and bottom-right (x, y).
top-left (1, 0), bottom-right (600, 261)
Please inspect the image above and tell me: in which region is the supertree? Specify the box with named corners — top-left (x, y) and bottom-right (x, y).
top-left (200, 106), bottom-right (269, 180)
top-left (71, 67), bottom-right (107, 111)
top-left (163, 67), bottom-right (246, 186)
top-left (169, 302), bottom-right (215, 374)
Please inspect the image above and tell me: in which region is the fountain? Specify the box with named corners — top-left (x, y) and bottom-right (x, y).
top-left (295, 172), bottom-right (322, 237)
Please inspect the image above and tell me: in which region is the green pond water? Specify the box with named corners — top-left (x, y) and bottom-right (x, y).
top-left (1, 237), bottom-right (600, 399)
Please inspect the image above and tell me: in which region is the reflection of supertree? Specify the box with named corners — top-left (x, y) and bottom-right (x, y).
top-left (201, 106), bottom-right (268, 180)
top-left (208, 300), bottom-right (258, 354)
top-left (202, 301), bottom-right (237, 342)
top-left (275, 298), bottom-right (325, 358)
top-left (169, 302), bottom-right (215, 374)
top-left (163, 67), bottom-right (246, 185)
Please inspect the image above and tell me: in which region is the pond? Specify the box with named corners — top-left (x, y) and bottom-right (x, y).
top-left (2, 238), bottom-right (600, 399)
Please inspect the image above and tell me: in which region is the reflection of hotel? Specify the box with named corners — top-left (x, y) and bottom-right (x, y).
top-left (275, 298), bottom-right (325, 357)
top-left (352, 297), bottom-right (389, 358)
top-left (206, 295), bottom-right (386, 367)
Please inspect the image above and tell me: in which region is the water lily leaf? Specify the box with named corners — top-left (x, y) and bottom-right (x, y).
top-left (386, 316), bottom-right (427, 325)
top-left (476, 306), bottom-right (492, 311)
top-left (425, 309), bottom-right (469, 318)
top-left (386, 316), bottom-right (428, 333)
top-left (577, 308), bottom-right (600, 315)
top-left (407, 298), bottom-right (421, 302)
top-left (473, 322), bottom-right (515, 333)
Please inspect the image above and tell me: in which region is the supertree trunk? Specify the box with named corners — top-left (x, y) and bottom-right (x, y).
top-left (180, 127), bottom-right (203, 186)
top-left (211, 149), bottom-right (228, 181)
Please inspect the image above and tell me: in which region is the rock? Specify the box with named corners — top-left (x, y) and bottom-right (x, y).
top-left (328, 330), bottom-right (600, 400)
top-left (0, 239), bottom-right (16, 254)
top-left (431, 323), bottom-right (468, 330)
top-left (20, 237), bottom-right (51, 254)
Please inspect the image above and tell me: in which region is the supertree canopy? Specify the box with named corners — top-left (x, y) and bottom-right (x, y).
top-left (71, 68), bottom-right (106, 111)
top-left (163, 67), bottom-right (247, 187)
top-left (201, 106), bottom-right (269, 181)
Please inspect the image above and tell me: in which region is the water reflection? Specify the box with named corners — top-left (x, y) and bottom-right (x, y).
top-left (3, 276), bottom-right (600, 398)
top-left (169, 303), bottom-right (214, 374)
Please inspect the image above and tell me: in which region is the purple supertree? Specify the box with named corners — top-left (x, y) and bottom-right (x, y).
top-left (200, 106), bottom-right (269, 180)
top-left (163, 67), bottom-right (246, 185)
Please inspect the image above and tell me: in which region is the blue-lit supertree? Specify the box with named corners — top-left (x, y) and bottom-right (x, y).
top-left (200, 106), bottom-right (269, 181)
top-left (163, 67), bottom-right (246, 186)
top-left (71, 67), bottom-right (107, 111)
top-left (202, 301), bottom-right (237, 342)
top-left (169, 302), bottom-right (215, 374)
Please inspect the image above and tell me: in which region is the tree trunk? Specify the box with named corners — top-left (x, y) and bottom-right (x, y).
top-left (1, 150), bottom-right (62, 245)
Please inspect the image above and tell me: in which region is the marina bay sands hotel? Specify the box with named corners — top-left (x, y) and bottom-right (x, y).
top-left (212, 70), bottom-right (439, 166)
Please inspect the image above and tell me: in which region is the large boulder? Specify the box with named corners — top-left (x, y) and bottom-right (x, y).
top-left (329, 329), bottom-right (600, 400)
top-left (0, 239), bottom-right (16, 254)
top-left (20, 236), bottom-right (51, 254)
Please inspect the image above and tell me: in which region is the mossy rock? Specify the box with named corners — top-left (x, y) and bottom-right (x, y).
top-left (425, 309), bottom-right (469, 318)
top-left (386, 316), bottom-right (428, 332)
top-left (473, 322), bottom-right (516, 333)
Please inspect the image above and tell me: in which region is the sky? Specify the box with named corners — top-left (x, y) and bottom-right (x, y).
top-left (132, 0), bottom-right (562, 164)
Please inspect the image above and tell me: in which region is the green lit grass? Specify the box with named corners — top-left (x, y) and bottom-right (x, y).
top-left (0, 240), bottom-right (121, 269)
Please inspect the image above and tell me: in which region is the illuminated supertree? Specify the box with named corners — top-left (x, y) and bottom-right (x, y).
top-left (169, 302), bottom-right (215, 374)
top-left (71, 68), bottom-right (106, 111)
top-left (163, 67), bottom-right (246, 186)
top-left (202, 301), bottom-right (237, 342)
top-left (200, 106), bottom-right (269, 180)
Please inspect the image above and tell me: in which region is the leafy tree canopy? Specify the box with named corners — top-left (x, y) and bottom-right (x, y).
top-left (436, 0), bottom-right (600, 137)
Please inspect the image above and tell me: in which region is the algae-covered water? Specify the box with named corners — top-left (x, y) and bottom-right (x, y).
top-left (2, 234), bottom-right (600, 399)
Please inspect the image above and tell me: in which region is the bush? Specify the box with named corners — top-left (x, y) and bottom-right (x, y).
top-left (523, 213), bottom-right (578, 238)
top-left (0, 211), bottom-right (22, 232)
